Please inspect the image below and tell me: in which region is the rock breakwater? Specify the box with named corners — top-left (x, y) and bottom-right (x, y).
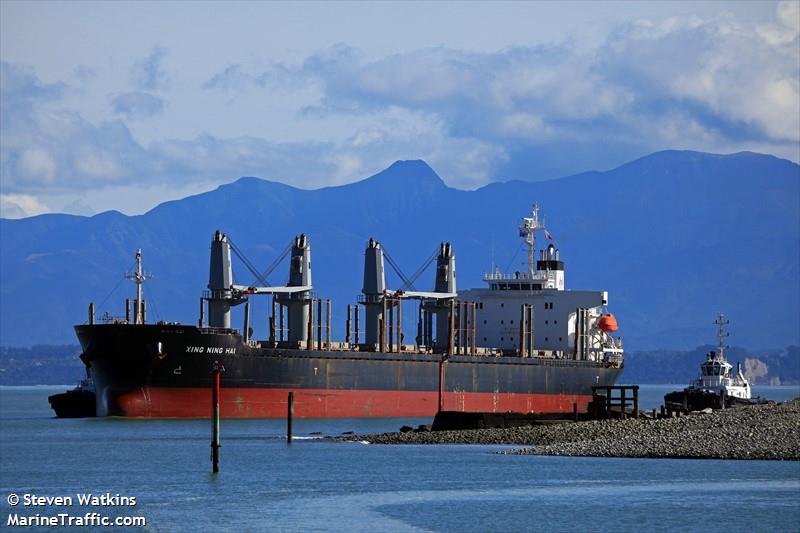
top-left (340, 399), bottom-right (800, 460)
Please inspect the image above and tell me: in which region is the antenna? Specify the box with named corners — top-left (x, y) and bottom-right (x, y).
top-left (518, 204), bottom-right (547, 276)
top-left (125, 249), bottom-right (152, 325)
top-left (714, 313), bottom-right (730, 360)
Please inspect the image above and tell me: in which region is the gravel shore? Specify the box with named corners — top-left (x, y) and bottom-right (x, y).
top-left (340, 399), bottom-right (800, 460)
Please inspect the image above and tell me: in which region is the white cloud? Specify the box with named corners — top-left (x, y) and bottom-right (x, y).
top-left (1, 4), bottom-right (797, 217)
top-left (110, 91), bottom-right (165, 119)
top-left (131, 46), bottom-right (168, 91)
top-left (0, 193), bottom-right (50, 218)
top-left (16, 148), bottom-right (56, 183)
top-left (757, 1), bottom-right (800, 46)
top-left (75, 149), bottom-right (124, 180)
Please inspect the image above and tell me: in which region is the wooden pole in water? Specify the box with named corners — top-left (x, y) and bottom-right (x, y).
top-left (211, 360), bottom-right (224, 473)
top-left (287, 391), bottom-right (294, 443)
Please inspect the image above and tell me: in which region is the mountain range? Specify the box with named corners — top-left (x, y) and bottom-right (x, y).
top-left (1, 150), bottom-right (798, 350)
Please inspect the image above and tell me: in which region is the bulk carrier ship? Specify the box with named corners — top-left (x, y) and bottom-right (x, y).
top-left (75, 205), bottom-right (624, 418)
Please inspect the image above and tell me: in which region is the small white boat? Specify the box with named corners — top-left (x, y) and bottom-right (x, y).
top-left (687, 314), bottom-right (751, 400)
top-left (665, 314), bottom-right (757, 411)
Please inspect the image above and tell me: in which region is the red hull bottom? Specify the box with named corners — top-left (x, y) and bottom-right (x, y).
top-left (107, 387), bottom-right (593, 418)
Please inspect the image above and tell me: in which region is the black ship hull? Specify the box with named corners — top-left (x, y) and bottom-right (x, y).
top-left (76, 323), bottom-right (623, 418)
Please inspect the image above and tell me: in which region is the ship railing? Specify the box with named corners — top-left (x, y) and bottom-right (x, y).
top-left (198, 326), bottom-right (240, 335)
top-left (482, 271), bottom-right (549, 282)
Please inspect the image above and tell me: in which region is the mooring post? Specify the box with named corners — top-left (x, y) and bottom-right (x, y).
top-left (211, 360), bottom-right (224, 473)
top-left (573, 402), bottom-right (578, 422)
top-left (633, 386), bottom-right (639, 418)
top-left (287, 391), bottom-right (294, 443)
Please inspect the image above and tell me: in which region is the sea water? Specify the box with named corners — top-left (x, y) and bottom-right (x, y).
top-left (1, 385), bottom-right (798, 532)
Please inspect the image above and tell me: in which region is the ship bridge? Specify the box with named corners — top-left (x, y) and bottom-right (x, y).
top-left (484, 243), bottom-right (564, 291)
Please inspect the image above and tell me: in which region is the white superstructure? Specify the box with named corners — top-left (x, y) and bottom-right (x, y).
top-left (687, 314), bottom-right (751, 400)
top-left (458, 205), bottom-right (623, 362)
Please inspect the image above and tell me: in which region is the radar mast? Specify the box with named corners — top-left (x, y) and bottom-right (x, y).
top-left (519, 204), bottom-right (547, 276)
top-left (715, 313), bottom-right (730, 361)
top-left (125, 249), bottom-right (152, 325)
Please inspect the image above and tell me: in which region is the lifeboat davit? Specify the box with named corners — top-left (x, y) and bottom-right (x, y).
top-left (598, 313), bottom-right (619, 332)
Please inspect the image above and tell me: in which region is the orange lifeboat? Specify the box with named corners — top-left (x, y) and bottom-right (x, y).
top-left (598, 313), bottom-right (619, 332)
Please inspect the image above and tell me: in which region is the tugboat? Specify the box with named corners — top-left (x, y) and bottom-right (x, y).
top-left (48, 377), bottom-right (96, 418)
top-left (665, 314), bottom-right (754, 411)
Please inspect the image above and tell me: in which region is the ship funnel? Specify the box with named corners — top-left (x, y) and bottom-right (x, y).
top-left (362, 238), bottom-right (387, 347)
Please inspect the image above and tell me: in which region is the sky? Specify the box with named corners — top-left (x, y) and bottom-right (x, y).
top-left (1, 1), bottom-right (798, 218)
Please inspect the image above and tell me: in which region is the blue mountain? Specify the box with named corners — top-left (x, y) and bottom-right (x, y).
top-left (1, 151), bottom-right (798, 349)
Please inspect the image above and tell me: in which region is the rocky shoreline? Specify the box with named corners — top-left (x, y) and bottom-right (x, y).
top-left (339, 399), bottom-right (800, 460)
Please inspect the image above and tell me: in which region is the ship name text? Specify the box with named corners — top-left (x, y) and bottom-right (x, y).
top-left (185, 346), bottom-right (236, 354)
